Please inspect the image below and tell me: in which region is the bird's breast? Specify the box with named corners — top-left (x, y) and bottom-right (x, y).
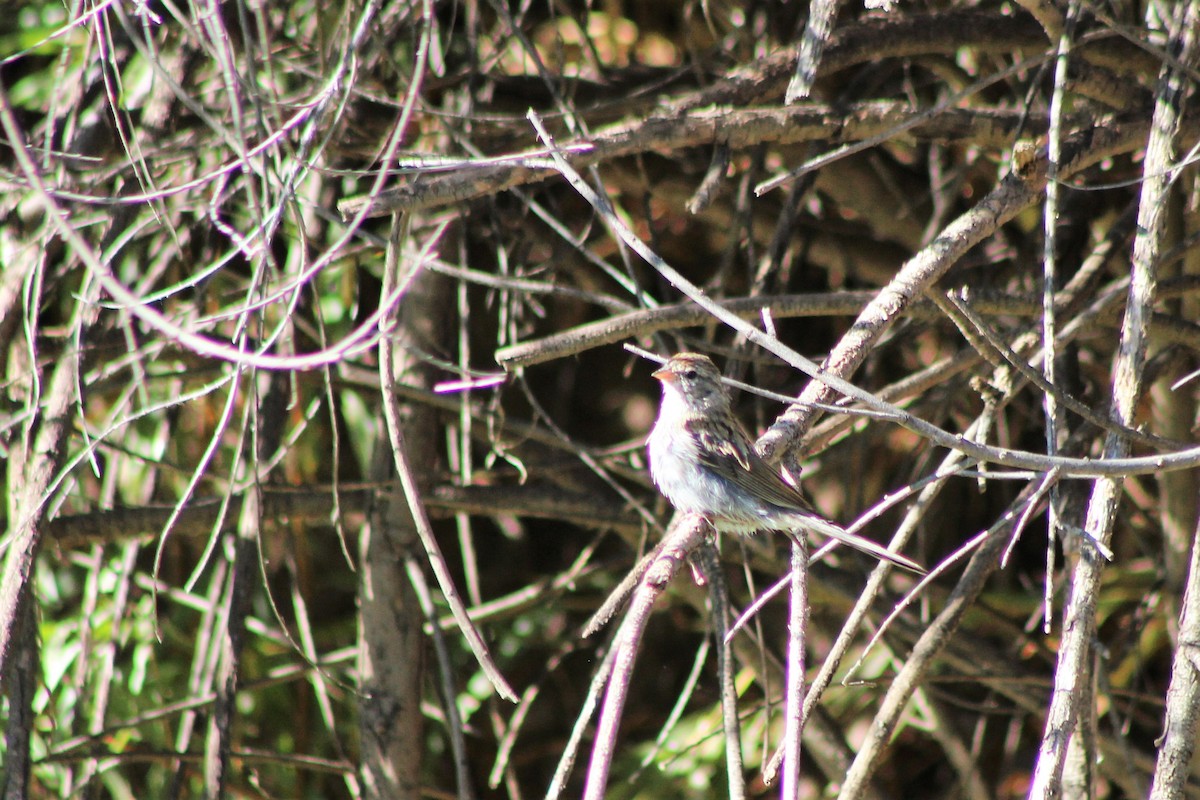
top-left (647, 418), bottom-right (703, 502)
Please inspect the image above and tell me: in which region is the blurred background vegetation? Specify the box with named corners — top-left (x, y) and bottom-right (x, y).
top-left (1, 0), bottom-right (1199, 798)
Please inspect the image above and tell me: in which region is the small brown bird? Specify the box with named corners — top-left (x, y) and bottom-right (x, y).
top-left (647, 353), bottom-right (923, 572)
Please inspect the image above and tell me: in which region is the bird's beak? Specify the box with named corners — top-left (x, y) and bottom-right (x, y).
top-left (652, 367), bottom-right (674, 383)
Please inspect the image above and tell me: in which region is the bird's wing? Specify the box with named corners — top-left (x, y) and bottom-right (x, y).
top-left (690, 418), bottom-right (925, 573)
top-left (693, 423), bottom-right (752, 471)
top-left (691, 419), bottom-right (818, 514)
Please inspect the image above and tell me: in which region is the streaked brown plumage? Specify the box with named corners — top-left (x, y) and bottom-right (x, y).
top-left (648, 353), bottom-right (923, 573)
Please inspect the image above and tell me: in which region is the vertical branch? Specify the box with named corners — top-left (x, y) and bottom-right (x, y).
top-left (1039, 0), bottom-right (1078, 621)
top-left (356, 2), bottom-right (447, 794)
top-left (203, 512), bottom-right (250, 799)
top-left (0, 173), bottom-right (87, 682)
top-left (1042, 5), bottom-right (1084, 790)
top-left (1, 592), bottom-right (37, 800)
top-left (0, 333), bottom-right (78, 668)
top-left (1029, 2), bottom-right (1200, 796)
top-left (203, 366), bottom-right (289, 798)
top-left (1145, 12), bottom-right (1200, 797)
top-left (781, 535), bottom-right (809, 800)
top-left (358, 218), bottom-right (451, 799)
top-left (1149, 512), bottom-right (1200, 797)
top-left (0, 63), bottom-right (98, 681)
top-left (700, 540), bottom-right (747, 800)
top-left (1150, 165), bottom-right (1200, 593)
top-left (357, 486), bottom-right (428, 800)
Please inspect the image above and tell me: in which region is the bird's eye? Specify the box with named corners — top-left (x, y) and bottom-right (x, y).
top-left (682, 369), bottom-right (697, 380)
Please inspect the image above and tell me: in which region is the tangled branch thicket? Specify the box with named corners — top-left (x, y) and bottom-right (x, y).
top-left (3, 1), bottom-right (1200, 798)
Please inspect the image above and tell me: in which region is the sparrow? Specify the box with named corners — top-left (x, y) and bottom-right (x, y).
top-left (647, 352), bottom-right (923, 573)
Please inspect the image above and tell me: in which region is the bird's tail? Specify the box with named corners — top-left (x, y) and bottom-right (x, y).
top-left (796, 516), bottom-right (925, 574)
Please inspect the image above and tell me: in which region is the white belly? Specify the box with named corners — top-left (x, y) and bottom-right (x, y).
top-left (647, 417), bottom-right (767, 534)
